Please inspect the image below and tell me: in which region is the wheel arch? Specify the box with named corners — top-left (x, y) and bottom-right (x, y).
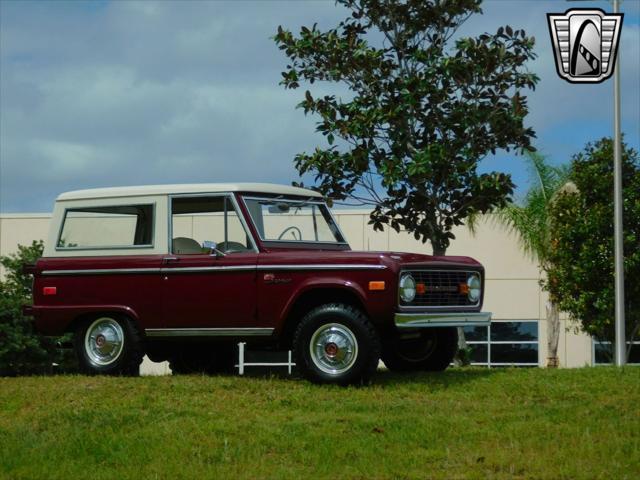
top-left (64, 305), bottom-right (141, 335)
top-left (277, 285), bottom-right (368, 349)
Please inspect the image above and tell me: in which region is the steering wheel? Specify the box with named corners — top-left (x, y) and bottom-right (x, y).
top-left (216, 241), bottom-right (248, 253)
top-left (277, 226), bottom-right (303, 241)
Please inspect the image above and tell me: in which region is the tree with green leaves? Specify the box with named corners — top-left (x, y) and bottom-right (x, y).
top-left (0, 241), bottom-right (75, 375)
top-left (470, 152), bottom-right (569, 366)
top-left (275, 0), bottom-right (539, 255)
top-left (547, 138), bottom-right (640, 362)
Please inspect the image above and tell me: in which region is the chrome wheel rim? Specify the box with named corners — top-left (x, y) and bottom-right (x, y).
top-left (84, 317), bottom-right (124, 367)
top-left (309, 323), bottom-right (358, 375)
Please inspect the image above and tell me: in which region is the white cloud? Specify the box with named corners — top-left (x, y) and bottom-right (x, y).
top-left (29, 140), bottom-right (105, 179)
top-left (0, 0), bottom-right (638, 212)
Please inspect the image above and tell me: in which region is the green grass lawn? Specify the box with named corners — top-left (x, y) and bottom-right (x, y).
top-left (1, 367), bottom-right (638, 479)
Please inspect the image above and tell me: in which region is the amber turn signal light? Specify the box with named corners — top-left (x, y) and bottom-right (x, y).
top-left (368, 281), bottom-right (386, 291)
top-left (416, 283), bottom-right (426, 295)
top-left (459, 283), bottom-right (470, 295)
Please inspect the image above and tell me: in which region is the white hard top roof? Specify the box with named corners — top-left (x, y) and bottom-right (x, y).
top-left (57, 183), bottom-right (324, 201)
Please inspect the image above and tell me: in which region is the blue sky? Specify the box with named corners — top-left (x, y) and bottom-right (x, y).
top-left (0, 0), bottom-right (638, 212)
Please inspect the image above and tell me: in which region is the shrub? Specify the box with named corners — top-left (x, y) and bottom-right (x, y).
top-left (547, 138), bottom-right (640, 359)
top-left (0, 241), bottom-right (76, 375)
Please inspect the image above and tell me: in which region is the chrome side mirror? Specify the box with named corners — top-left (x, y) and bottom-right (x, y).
top-left (202, 240), bottom-right (226, 258)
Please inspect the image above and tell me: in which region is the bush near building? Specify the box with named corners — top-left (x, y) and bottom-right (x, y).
top-left (547, 138), bottom-right (640, 361)
top-left (0, 241), bottom-right (75, 375)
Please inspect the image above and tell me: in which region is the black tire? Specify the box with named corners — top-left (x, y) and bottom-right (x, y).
top-left (293, 303), bottom-right (381, 385)
top-left (382, 327), bottom-right (458, 372)
top-left (169, 343), bottom-right (236, 375)
top-left (74, 314), bottom-right (143, 376)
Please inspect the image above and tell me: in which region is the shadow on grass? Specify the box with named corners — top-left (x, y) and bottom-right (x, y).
top-left (233, 348), bottom-right (503, 387)
top-left (227, 365), bottom-right (503, 390)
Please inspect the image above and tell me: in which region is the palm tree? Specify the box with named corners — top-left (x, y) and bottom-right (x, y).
top-left (469, 152), bottom-right (569, 367)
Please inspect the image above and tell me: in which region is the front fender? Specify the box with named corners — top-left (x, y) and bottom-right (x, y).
top-left (282, 277), bottom-right (369, 318)
top-left (274, 274), bottom-right (394, 334)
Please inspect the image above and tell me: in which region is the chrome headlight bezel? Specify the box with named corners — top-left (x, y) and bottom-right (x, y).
top-left (467, 273), bottom-right (481, 303)
top-left (399, 273), bottom-right (416, 303)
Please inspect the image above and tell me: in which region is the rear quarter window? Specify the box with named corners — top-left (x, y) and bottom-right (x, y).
top-left (57, 204), bottom-right (154, 249)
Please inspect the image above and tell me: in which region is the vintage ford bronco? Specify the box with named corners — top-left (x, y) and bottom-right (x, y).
top-left (25, 183), bottom-right (490, 384)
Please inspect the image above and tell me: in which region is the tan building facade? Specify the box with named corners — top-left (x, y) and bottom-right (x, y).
top-left (0, 211), bottom-right (598, 372)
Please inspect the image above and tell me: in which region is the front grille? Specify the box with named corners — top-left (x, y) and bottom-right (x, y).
top-left (401, 270), bottom-right (479, 307)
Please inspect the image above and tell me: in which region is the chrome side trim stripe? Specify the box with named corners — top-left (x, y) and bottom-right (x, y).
top-left (165, 266), bottom-right (256, 273)
top-left (257, 264), bottom-right (387, 271)
top-left (145, 328), bottom-right (274, 337)
top-left (42, 264), bottom-right (387, 276)
top-left (395, 312), bottom-right (492, 328)
top-left (42, 268), bottom-right (163, 276)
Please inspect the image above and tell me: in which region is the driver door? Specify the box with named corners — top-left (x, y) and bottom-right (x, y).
top-left (161, 194), bottom-right (259, 329)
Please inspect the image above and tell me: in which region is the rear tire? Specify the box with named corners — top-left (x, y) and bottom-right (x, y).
top-left (382, 327), bottom-right (458, 372)
top-left (74, 315), bottom-right (143, 376)
top-left (293, 303), bottom-right (380, 385)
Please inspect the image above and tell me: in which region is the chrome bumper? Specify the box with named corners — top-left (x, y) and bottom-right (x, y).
top-left (395, 311), bottom-right (492, 328)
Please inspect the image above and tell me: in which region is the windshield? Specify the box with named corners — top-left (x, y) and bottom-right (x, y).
top-left (243, 197), bottom-right (346, 244)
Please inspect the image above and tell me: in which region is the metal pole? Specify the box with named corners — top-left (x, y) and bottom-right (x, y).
top-left (612, 0), bottom-right (626, 366)
top-left (238, 342), bottom-right (245, 375)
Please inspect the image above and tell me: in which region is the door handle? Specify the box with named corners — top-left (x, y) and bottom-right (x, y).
top-left (162, 257), bottom-right (179, 264)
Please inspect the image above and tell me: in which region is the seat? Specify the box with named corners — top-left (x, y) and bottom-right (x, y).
top-left (172, 237), bottom-right (203, 254)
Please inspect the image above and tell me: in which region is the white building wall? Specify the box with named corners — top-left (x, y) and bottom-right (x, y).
top-left (0, 214), bottom-right (50, 278)
top-left (0, 211), bottom-right (595, 370)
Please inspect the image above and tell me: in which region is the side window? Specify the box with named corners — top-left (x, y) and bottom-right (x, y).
top-left (171, 196), bottom-right (251, 254)
top-left (57, 204), bottom-right (154, 249)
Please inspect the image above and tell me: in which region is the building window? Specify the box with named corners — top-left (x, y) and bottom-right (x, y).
top-left (463, 320), bottom-right (539, 367)
top-left (593, 340), bottom-right (640, 365)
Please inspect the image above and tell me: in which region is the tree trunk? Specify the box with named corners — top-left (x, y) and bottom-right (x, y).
top-left (429, 243), bottom-right (469, 360)
top-left (432, 245), bottom-right (446, 256)
top-left (546, 301), bottom-right (560, 368)
top-left (455, 327), bottom-right (468, 366)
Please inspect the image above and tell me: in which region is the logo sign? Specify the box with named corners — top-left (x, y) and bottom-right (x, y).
top-left (547, 9), bottom-right (623, 84)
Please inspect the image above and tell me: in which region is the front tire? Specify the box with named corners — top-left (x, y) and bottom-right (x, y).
top-left (382, 327), bottom-right (458, 372)
top-left (74, 315), bottom-right (143, 375)
top-left (293, 303), bottom-right (380, 385)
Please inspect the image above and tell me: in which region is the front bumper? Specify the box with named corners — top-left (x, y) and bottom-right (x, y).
top-left (395, 311), bottom-right (492, 328)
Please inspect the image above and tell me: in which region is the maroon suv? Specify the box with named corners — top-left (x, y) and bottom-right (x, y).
top-left (25, 183), bottom-right (490, 384)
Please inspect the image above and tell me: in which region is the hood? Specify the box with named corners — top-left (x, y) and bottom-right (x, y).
top-left (375, 251), bottom-right (482, 267)
top-left (259, 249), bottom-right (482, 272)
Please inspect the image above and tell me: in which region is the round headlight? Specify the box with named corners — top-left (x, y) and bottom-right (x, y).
top-left (399, 274), bottom-right (416, 303)
top-left (467, 274), bottom-right (481, 303)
